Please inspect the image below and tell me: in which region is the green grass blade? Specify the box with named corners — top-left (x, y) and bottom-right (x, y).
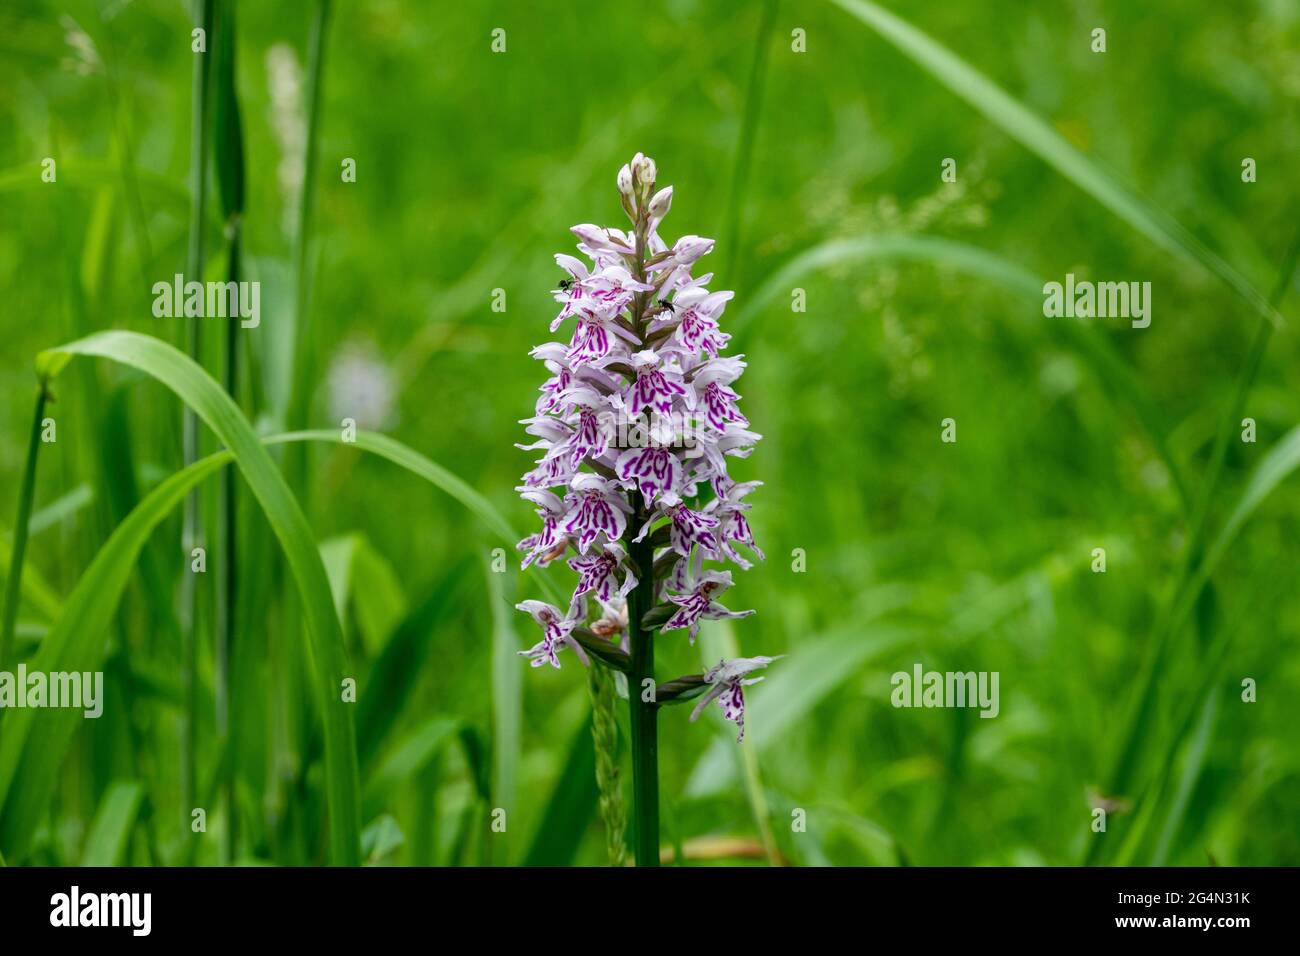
top-left (0, 376), bottom-right (566, 863)
top-left (723, 0), bottom-right (778, 285)
top-left (1149, 690), bottom-right (1220, 866)
top-left (732, 234), bottom-right (1042, 337)
top-left (522, 709), bottom-right (599, 867)
top-left (212, 0), bottom-right (247, 867)
top-left (181, 0), bottom-right (215, 831)
top-left (350, 537), bottom-right (407, 656)
top-left (0, 450), bottom-right (229, 859)
top-left (828, 0), bottom-right (1278, 323)
top-left (0, 541), bottom-right (62, 623)
top-left (34, 331), bottom-right (361, 866)
top-left (81, 781), bottom-right (144, 866)
top-left (319, 534), bottom-right (358, 627)
top-left (280, 428), bottom-right (565, 609)
top-left (28, 484), bottom-right (94, 537)
top-left (1, 327), bottom-right (561, 864)
top-left (733, 233), bottom-right (1191, 509)
top-left (354, 565), bottom-right (471, 768)
top-left (0, 383), bottom-right (49, 670)
top-left (320, 533), bottom-right (410, 657)
top-left (0, 418), bottom-right (512, 861)
top-left (363, 716), bottom-right (461, 819)
top-left (486, 556), bottom-right (521, 842)
top-left (211, 0), bottom-right (245, 225)
top-left (1180, 425), bottom-right (1300, 615)
top-left (286, 0), bottom-right (333, 472)
top-left (283, 430), bottom-right (519, 546)
top-left (361, 814), bottom-right (404, 864)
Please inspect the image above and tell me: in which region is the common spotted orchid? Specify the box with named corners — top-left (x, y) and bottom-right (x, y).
top-left (513, 153), bottom-right (781, 865)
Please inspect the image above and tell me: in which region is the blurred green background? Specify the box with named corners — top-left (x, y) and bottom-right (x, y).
top-left (1, 0), bottom-right (1299, 866)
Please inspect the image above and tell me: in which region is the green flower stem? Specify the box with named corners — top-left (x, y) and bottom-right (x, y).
top-left (627, 525), bottom-right (660, 866)
top-left (626, 178), bottom-right (660, 867)
top-left (0, 381), bottom-right (49, 673)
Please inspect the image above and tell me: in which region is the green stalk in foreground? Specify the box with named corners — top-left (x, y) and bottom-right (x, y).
top-left (180, 0), bottom-right (214, 832)
top-left (287, 0), bottom-right (332, 481)
top-left (212, 0), bottom-right (246, 866)
top-left (0, 380), bottom-right (49, 672)
top-left (274, 0), bottom-right (331, 862)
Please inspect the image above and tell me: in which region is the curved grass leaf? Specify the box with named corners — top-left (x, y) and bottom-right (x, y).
top-left (733, 233), bottom-right (1190, 508)
top-left (1090, 428), bottom-right (1300, 864)
top-left (0, 421), bottom-right (526, 862)
top-left (283, 429), bottom-right (518, 548)
top-left (0, 162), bottom-right (188, 206)
top-left (350, 537), bottom-right (407, 656)
top-left (361, 814), bottom-right (405, 865)
top-left (28, 484), bottom-right (94, 537)
top-left (33, 331), bottom-right (362, 866)
top-left (319, 532), bottom-right (408, 658)
top-left (81, 781), bottom-right (144, 866)
top-left (354, 565), bottom-right (472, 768)
top-left (1196, 424), bottom-right (1300, 589)
top-left (1149, 689), bottom-right (1220, 866)
top-left (0, 385), bottom-right (49, 668)
top-left (0, 534), bottom-right (62, 623)
top-left (363, 717), bottom-right (463, 819)
top-left (828, 0), bottom-right (1278, 324)
top-left (279, 428), bottom-right (564, 606)
top-left (0, 450), bottom-right (229, 860)
top-left (523, 708), bottom-right (599, 867)
top-left (6, 332), bottom-right (562, 865)
top-left (732, 234), bottom-right (1042, 337)
top-left (320, 534), bottom-right (359, 628)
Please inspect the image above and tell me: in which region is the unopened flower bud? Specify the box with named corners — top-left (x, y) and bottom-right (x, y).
top-left (632, 153), bottom-right (656, 197)
top-left (617, 164), bottom-right (637, 222)
top-left (571, 223), bottom-right (635, 255)
top-left (647, 185), bottom-right (673, 222)
top-left (672, 234), bottom-right (714, 265)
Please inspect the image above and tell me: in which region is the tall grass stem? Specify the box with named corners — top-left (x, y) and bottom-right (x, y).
top-left (723, 0), bottom-right (777, 287)
top-left (0, 382), bottom-right (49, 674)
top-left (181, 0), bottom-right (215, 831)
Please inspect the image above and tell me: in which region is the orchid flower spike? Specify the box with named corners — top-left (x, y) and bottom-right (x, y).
top-left (513, 152), bottom-right (780, 750)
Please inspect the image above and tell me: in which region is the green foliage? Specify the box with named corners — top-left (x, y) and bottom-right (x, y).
top-left (1, 0), bottom-right (1298, 866)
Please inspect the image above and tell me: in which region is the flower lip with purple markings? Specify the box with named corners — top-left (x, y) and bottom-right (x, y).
top-left (513, 151), bottom-right (780, 747)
